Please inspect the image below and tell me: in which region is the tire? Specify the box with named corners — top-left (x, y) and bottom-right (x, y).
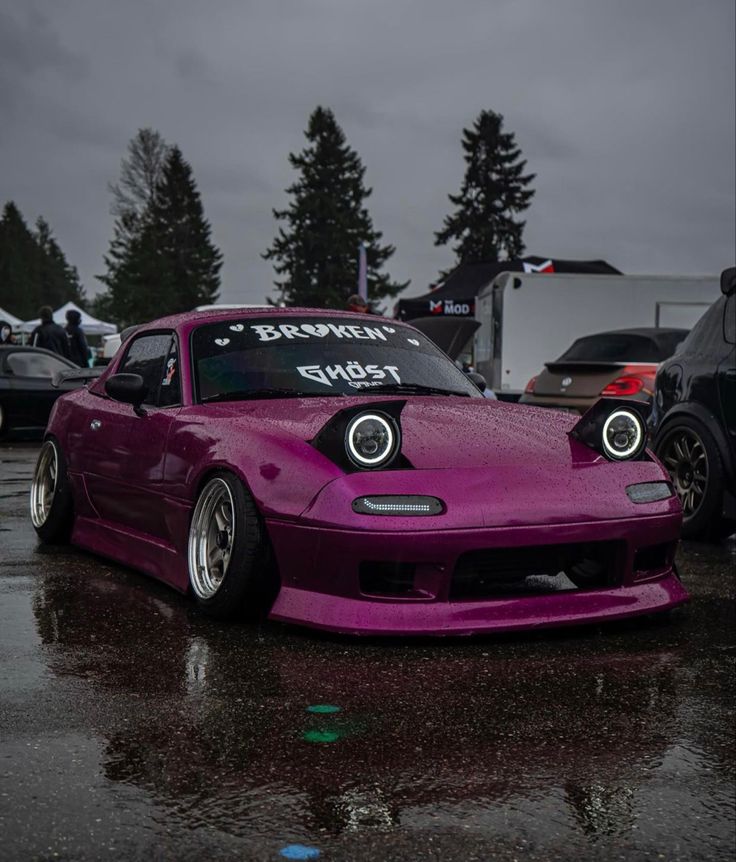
top-left (655, 417), bottom-right (725, 540)
top-left (187, 471), bottom-right (268, 618)
top-left (30, 437), bottom-right (74, 543)
top-left (0, 401), bottom-right (7, 439)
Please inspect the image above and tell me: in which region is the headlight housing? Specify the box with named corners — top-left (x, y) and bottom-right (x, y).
top-left (570, 398), bottom-right (649, 462)
top-left (311, 401), bottom-right (406, 472)
top-left (345, 413), bottom-right (399, 468)
top-left (602, 409), bottom-right (646, 461)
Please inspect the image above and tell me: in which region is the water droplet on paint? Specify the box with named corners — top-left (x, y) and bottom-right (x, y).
top-left (280, 845), bottom-right (321, 860)
top-left (306, 704), bottom-right (341, 714)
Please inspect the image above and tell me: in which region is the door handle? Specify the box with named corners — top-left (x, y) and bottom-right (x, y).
top-left (90, 419), bottom-right (102, 431)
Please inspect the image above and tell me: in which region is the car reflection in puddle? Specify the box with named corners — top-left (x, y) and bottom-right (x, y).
top-left (28, 548), bottom-right (735, 856)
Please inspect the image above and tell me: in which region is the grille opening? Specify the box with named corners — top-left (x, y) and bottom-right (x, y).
top-left (633, 543), bottom-right (671, 575)
top-left (360, 561), bottom-right (416, 596)
top-left (451, 542), bottom-right (623, 600)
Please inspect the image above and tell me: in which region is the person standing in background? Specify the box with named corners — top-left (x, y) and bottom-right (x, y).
top-left (31, 306), bottom-right (70, 359)
top-left (65, 308), bottom-right (89, 367)
top-left (0, 321), bottom-right (14, 345)
top-left (346, 294), bottom-right (370, 313)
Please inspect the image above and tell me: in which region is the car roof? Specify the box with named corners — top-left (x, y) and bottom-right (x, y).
top-left (133, 307), bottom-right (411, 333)
top-left (568, 328), bottom-right (689, 350)
top-left (0, 344), bottom-right (75, 362)
top-left (573, 327), bottom-right (688, 339)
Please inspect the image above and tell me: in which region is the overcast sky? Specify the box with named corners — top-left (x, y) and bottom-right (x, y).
top-left (1, 0), bottom-right (734, 309)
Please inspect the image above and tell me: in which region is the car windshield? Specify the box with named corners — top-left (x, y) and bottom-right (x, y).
top-left (557, 332), bottom-right (686, 363)
top-left (192, 316), bottom-right (481, 402)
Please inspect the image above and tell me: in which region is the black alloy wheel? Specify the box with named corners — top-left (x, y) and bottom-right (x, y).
top-left (656, 417), bottom-right (725, 540)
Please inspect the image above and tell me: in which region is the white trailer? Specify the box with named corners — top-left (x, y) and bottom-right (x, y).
top-left (474, 272), bottom-right (721, 398)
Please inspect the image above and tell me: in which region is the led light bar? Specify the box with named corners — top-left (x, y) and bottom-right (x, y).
top-left (352, 495), bottom-right (444, 516)
top-left (626, 482), bottom-right (675, 504)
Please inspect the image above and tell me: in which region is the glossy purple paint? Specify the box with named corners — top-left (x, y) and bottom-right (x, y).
top-left (44, 308), bottom-right (688, 635)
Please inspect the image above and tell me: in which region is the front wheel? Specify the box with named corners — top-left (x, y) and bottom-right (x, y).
top-left (655, 417), bottom-right (724, 540)
top-left (187, 472), bottom-right (267, 617)
top-left (30, 438), bottom-right (74, 543)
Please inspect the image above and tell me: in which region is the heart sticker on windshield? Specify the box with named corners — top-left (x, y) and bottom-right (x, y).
top-left (229, 324), bottom-right (244, 332)
top-left (301, 324), bottom-right (331, 337)
top-left (382, 326), bottom-right (396, 334)
top-left (407, 338), bottom-right (420, 346)
top-left (215, 338), bottom-right (230, 347)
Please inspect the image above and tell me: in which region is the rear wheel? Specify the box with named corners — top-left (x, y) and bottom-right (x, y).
top-left (655, 417), bottom-right (724, 540)
top-left (187, 472), bottom-right (267, 617)
top-left (30, 438), bottom-right (74, 543)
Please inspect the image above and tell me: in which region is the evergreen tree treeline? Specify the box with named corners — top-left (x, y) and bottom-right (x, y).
top-left (96, 131), bottom-right (222, 328)
top-left (0, 202), bottom-right (85, 320)
top-left (263, 106), bottom-right (407, 309)
top-left (2, 110), bottom-right (536, 325)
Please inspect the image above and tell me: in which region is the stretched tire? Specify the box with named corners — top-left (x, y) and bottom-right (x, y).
top-left (187, 471), bottom-right (267, 618)
top-left (655, 417), bottom-right (725, 540)
top-left (30, 438), bottom-right (74, 543)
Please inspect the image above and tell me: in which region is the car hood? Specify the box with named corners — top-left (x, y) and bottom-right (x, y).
top-left (197, 396), bottom-right (592, 468)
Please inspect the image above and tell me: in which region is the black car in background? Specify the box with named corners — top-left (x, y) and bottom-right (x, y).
top-left (651, 267), bottom-right (736, 539)
top-left (0, 345), bottom-right (79, 438)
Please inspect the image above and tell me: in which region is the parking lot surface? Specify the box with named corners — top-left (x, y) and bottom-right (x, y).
top-left (1, 442), bottom-right (734, 861)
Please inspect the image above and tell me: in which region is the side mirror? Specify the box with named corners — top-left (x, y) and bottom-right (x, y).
top-left (466, 371), bottom-right (487, 392)
top-left (720, 266), bottom-right (736, 296)
top-left (105, 373), bottom-right (148, 409)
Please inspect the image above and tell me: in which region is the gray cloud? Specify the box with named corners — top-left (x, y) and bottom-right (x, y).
top-left (0, 0), bottom-right (733, 311)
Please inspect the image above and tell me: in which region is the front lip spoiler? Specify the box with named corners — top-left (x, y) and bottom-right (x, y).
top-left (269, 575), bottom-right (689, 637)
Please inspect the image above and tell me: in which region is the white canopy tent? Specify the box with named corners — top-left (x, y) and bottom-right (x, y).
top-left (20, 301), bottom-right (117, 336)
top-left (0, 306), bottom-right (23, 329)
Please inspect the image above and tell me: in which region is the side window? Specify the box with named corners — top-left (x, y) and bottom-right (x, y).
top-left (158, 338), bottom-right (181, 407)
top-left (724, 294), bottom-right (735, 345)
top-left (679, 298), bottom-right (725, 356)
top-left (119, 333), bottom-right (174, 407)
top-left (6, 352), bottom-right (70, 378)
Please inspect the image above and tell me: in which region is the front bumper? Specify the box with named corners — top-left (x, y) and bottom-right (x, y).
top-left (266, 512), bottom-right (687, 636)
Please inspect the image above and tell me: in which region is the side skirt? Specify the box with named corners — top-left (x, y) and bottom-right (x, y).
top-left (72, 516), bottom-right (189, 593)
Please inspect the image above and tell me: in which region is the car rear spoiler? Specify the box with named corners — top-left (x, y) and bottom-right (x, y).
top-left (52, 367), bottom-right (104, 388)
top-left (544, 361), bottom-right (626, 373)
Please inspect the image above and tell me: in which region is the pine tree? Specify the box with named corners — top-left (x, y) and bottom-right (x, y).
top-left (98, 145), bottom-right (222, 327)
top-left (435, 110), bottom-right (535, 266)
top-left (109, 128), bottom-right (170, 242)
top-left (35, 217), bottom-right (86, 309)
top-left (0, 203), bottom-right (84, 319)
top-left (0, 202), bottom-right (42, 319)
top-left (263, 106), bottom-right (407, 309)
top-left (95, 128), bottom-right (170, 326)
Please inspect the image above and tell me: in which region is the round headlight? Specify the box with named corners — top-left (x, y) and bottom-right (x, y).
top-left (345, 412), bottom-right (398, 468)
top-left (601, 409), bottom-right (645, 460)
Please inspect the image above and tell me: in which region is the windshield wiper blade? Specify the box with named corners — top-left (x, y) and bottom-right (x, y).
top-left (361, 383), bottom-right (471, 397)
top-left (201, 388), bottom-right (345, 403)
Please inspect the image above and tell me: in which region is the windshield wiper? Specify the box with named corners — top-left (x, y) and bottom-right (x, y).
top-left (201, 388), bottom-right (346, 403)
top-left (360, 383), bottom-right (471, 397)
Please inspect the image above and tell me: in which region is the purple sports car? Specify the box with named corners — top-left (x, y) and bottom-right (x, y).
top-left (30, 308), bottom-right (688, 635)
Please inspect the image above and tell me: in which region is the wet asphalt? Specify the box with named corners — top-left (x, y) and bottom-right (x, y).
top-left (0, 443), bottom-right (734, 862)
